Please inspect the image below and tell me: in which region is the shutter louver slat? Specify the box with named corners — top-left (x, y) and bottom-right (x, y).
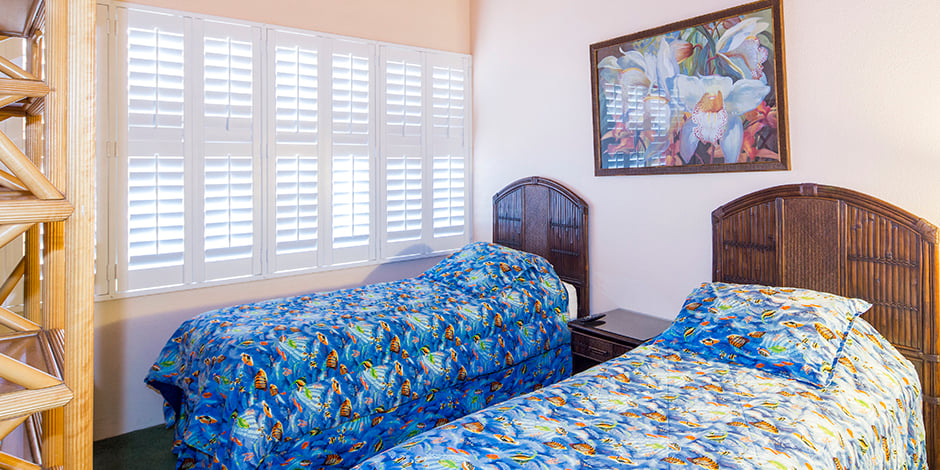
top-left (124, 10), bottom-right (187, 290)
top-left (432, 65), bottom-right (465, 138)
top-left (432, 155), bottom-right (465, 236)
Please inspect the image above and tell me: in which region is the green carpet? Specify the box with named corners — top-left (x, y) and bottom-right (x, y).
top-left (94, 425), bottom-right (176, 469)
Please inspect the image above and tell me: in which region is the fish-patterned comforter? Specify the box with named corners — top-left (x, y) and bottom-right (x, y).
top-left (357, 317), bottom-right (926, 469)
top-left (145, 242), bottom-right (571, 469)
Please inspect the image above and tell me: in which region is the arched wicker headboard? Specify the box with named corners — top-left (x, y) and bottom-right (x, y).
top-left (713, 183), bottom-right (939, 467)
top-left (493, 177), bottom-right (589, 318)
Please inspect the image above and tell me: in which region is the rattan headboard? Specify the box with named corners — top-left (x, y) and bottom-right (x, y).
top-left (713, 183), bottom-right (938, 467)
top-left (493, 177), bottom-right (589, 318)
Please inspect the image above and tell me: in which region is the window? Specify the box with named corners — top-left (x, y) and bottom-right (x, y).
top-left (97, 4), bottom-right (472, 296)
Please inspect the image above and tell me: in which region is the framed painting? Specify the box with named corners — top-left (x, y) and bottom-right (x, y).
top-left (591, 0), bottom-right (788, 176)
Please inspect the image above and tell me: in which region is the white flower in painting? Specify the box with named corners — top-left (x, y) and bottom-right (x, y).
top-left (715, 17), bottom-right (770, 80)
top-left (597, 37), bottom-right (678, 98)
top-left (597, 38), bottom-right (680, 159)
top-left (676, 75), bottom-right (769, 163)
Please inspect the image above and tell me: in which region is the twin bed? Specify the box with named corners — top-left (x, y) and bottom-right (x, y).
top-left (145, 177), bottom-right (589, 469)
top-left (147, 179), bottom-right (936, 469)
top-left (360, 288), bottom-right (924, 469)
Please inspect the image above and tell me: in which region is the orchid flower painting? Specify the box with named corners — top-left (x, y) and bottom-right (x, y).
top-left (591, 0), bottom-right (787, 175)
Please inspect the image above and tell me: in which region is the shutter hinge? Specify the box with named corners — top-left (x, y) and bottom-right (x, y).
top-left (108, 263), bottom-right (118, 281)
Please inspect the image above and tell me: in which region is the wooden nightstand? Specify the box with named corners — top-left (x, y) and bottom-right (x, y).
top-left (568, 308), bottom-right (672, 373)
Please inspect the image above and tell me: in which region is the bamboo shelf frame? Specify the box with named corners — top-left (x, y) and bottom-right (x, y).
top-left (0, 78), bottom-right (47, 98)
top-left (0, 170), bottom-right (27, 191)
top-left (0, 331), bottom-right (70, 421)
top-left (0, 108), bottom-right (27, 121)
top-left (0, 453), bottom-right (41, 470)
top-left (0, 194), bottom-right (72, 224)
top-left (0, 0), bottom-right (94, 467)
top-left (0, 415), bottom-right (29, 438)
top-left (0, 56), bottom-right (37, 81)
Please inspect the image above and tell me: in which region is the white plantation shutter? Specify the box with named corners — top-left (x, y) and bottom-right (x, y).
top-left (377, 48), bottom-right (470, 259)
top-left (330, 41), bottom-right (373, 263)
top-left (429, 53), bottom-right (470, 247)
top-left (117, 8), bottom-right (187, 291)
top-left (96, 3), bottom-right (110, 296)
top-left (381, 48), bottom-right (423, 248)
top-left (103, 4), bottom-right (471, 296)
top-left (199, 20), bottom-right (262, 281)
top-left (379, 47), bottom-right (427, 259)
top-left (267, 30), bottom-right (321, 272)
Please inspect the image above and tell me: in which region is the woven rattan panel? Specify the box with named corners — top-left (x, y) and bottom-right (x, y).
top-left (713, 183), bottom-right (938, 468)
top-left (493, 177), bottom-right (589, 317)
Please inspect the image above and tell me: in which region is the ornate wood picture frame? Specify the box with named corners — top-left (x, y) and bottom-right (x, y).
top-left (591, 0), bottom-right (788, 176)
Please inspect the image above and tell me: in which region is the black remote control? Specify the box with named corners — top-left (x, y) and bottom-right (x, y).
top-left (572, 313), bottom-right (606, 323)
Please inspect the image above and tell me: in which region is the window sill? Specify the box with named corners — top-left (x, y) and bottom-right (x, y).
top-left (94, 247), bottom-right (457, 302)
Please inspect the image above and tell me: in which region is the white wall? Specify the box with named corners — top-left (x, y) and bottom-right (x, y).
top-left (470, 0), bottom-right (940, 317)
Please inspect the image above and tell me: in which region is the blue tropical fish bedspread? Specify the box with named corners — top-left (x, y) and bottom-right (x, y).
top-left (145, 242), bottom-right (572, 469)
top-left (357, 288), bottom-right (926, 469)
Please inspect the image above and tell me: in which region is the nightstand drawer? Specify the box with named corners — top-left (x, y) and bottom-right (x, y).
top-left (571, 331), bottom-right (631, 362)
top-left (568, 308), bottom-right (671, 373)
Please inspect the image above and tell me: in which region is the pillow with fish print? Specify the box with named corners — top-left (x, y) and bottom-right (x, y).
top-left (653, 282), bottom-right (872, 387)
top-left (421, 241), bottom-right (557, 295)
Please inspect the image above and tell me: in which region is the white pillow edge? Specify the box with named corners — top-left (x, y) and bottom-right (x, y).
top-left (562, 281), bottom-right (578, 320)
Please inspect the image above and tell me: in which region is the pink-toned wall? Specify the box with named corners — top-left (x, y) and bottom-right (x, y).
top-left (129, 0), bottom-right (471, 53)
top-left (94, 0), bottom-right (470, 440)
top-left (470, 0), bottom-right (940, 318)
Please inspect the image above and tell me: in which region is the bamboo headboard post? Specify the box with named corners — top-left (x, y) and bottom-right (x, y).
top-left (712, 183), bottom-right (939, 467)
top-left (920, 218), bottom-right (940, 468)
top-left (493, 177), bottom-right (590, 318)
